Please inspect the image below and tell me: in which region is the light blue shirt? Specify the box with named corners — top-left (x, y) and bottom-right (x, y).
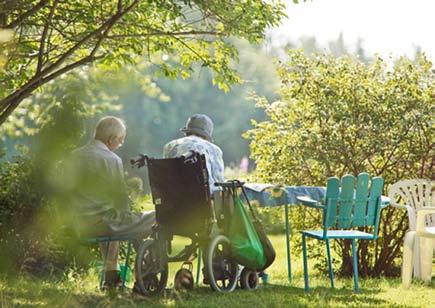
top-left (163, 135), bottom-right (224, 194)
top-left (68, 139), bottom-right (128, 216)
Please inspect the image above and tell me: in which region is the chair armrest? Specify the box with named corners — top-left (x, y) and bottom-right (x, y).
top-left (416, 207), bottom-right (435, 234)
top-left (388, 202), bottom-right (408, 210)
top-left (387, 197), bottom-right (416, 229)
top-left (380, 196), bottom-right (390, 209)
top-left (297, 196), bottom-right (325, 209)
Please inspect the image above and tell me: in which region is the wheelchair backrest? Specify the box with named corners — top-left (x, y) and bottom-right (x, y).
top-left (146, 152), bottom-right (211, 237)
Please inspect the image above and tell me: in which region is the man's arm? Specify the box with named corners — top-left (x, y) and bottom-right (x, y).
top-left (111, 157), bottom-right (129, 212)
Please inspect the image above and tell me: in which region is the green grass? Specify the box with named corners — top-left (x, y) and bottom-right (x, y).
top-left (0, 235), bottom-right (433, 307)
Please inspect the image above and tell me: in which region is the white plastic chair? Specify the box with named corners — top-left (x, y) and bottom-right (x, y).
top-left (388, 179), bottom-right (434, 287)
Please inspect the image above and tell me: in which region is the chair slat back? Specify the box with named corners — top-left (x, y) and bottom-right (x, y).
top-left (352, 173), bottom-right (370, 227)
top-left (323, 173), bottom-right (384, 234)
top-left (324, 177), bottom-right (340, 227)
top-left (388, 179), bottom-right (434, 228)
top-left (337, 174), bottom-right (355, 228)
top-left (366, 177), bottom-right (384, 228)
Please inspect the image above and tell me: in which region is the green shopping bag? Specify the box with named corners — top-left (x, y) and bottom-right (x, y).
top-left (229, 195), bottom-right (266, 270)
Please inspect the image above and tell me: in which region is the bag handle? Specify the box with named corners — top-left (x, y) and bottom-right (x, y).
top-left (224, 180), bottom-right (259, 222)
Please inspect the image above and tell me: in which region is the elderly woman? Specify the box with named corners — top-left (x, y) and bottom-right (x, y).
top-left (68, 116), bottom-right (155, 288)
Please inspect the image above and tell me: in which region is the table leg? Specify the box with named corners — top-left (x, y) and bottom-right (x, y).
top-left (285, 203), bottom-right (292, 283)
top-left (196, 248), bottom-right (201, 286)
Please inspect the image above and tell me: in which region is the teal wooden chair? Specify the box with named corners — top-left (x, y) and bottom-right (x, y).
top-left (80, 235), bottom-right (134, 290)
top-left (297, 173), bottom-right (384, 293)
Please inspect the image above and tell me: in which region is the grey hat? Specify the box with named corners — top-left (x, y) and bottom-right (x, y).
top-left (180, 114), bottom-right (214, 141)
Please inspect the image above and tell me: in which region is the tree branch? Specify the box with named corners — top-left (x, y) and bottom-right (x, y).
top-left (0, 0), bottom-right (142, 125)
top-left (89, 0), bottom-right (125, 58)
top-left (40, 0), bottom-right (139, 78)
top-left (378, 123), bottom-right (414, 175)
top-left (36, 0), bottom-right (59, 74)
top-left (172, 34), bottom-right (209, 65)
top-left (106, 30), bottom-right (224, 39)
top-left (0, 55), bottom-right (102, 125)
top-left (6, 0), bottom-right (51, 28)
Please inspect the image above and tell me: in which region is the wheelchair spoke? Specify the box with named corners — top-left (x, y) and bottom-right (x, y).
top-left (135, 239), bottom-right (168, 295)
top-left (206, 235), bottom-right (238, 292)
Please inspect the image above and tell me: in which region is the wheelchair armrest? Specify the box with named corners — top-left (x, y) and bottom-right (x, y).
top-left (297, 196), bottom-right (325, 209)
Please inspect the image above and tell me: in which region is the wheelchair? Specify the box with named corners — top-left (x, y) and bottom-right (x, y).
top-left (131, 151), bottom-right (259, 295)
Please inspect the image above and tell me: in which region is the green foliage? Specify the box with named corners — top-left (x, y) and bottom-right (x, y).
top-left (256, 207), bottom-right (286, 234)
top-left (0, 71), bottom-right (119, 141)
top-left (0, 0), bottom-right (286, 124)
top-left (2, 39), bottom-right (279, 165)
top-left (246, 50), bottom-right (435, 276)
top-left (2, 39), bottom-right (279, 166)
top-left (0, 153), bottom-right (53, 274)
top-left (0, 83), bottom-right (103, 274)
top-left (0, 29), bottom-right (13, 71)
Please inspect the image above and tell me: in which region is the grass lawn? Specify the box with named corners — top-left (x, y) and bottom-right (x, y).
top-left (0, 235), bottom-right (433, 307)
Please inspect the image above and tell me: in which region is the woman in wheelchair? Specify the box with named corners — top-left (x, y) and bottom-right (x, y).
top-left (131, 151), bottom-right (259, 294)
top-left (130, 114), bottom-right (269, 295)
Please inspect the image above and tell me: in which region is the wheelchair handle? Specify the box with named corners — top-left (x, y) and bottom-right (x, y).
top-left (130, 154), bottom-right (148, 168)
top-left (216, 180), bottom-right (260, 222)
top-left (181, 150), bottom-right (198, 165)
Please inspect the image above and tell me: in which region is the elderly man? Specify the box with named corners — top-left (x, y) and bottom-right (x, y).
top-left (163, 114), bottom-right (224, 194)
top-left (68, 116), bottom-right (155, 288)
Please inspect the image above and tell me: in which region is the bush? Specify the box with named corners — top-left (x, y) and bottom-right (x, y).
top-left (246, 50), bottom-right (434, 277)
top-left (0, 79), bottom-right (99, 275)
top-left (0, 154), bottom-right (58, 275)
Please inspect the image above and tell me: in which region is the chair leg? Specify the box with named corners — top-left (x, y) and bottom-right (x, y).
top-left (100, 241), bottom-right (109, 289)
top-left (285, 203), bottom-right (292, 282)
top-left (302, 234), bottom-right (309, 291)
top-left (419, 237), bottom-right (434, 285)
top-left (402, 231), bottom-right (415, 288)
top-left (413, 236), bottom-right (421, 279)
top-left (196, 248), bottom-right (201, 286)
top-left (351, 239), bottom-right (360, 293)
top-left (326, 239), bottom-right (334, 288)
top-left (121, 240), bottom-right (132, 290)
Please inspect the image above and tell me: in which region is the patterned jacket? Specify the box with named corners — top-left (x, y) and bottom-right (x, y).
top-left (163, 135), bottom-right (224, 194)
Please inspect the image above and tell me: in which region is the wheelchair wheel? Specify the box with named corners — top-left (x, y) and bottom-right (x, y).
top-left (205, 235), bottom-right (238, 292)
top-left (240, 268), bottom-right (259, 290)
top-left (135, 239), bottom-right (168, 296)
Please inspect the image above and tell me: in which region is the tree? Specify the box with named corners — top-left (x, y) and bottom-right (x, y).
top-left (0, 0), bottom-right (286, 125)
top-left (247, 50), bottom-right (434, 276)
top-left (2, 39), bottom-right (280, 165)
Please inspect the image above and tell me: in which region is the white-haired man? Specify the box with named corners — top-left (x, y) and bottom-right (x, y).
top-left (69, 116), bottom-right (155, 288)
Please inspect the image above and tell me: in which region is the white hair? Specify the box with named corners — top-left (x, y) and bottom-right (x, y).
top-left (94, 116), bottom-right (126, 142)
